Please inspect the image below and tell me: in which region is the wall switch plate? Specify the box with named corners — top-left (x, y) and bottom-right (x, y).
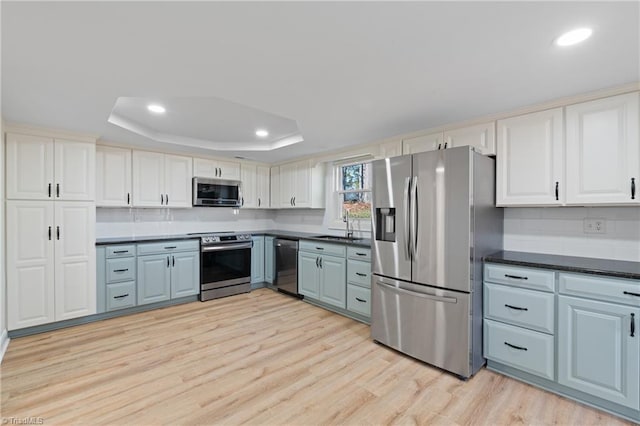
top-left (584, 218), bottom-right (606, 234)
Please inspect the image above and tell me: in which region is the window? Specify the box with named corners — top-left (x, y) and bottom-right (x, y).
top-left (336, 162), bottom-right (372, 220)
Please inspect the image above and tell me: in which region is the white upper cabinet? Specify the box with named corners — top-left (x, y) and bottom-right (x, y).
top-left (496, 108), bottom-right (564, 206)
top-left (379, 139), bottom-right (402, 158)
top-left (96, 146), bottom-right (132, 207)
top-left (256, 166), bottom-right (271, 208)
top-left (565, 92), bottom-right (640, 205)
top-left (164, 154), bottom-right (193, 208)
top-left (132, 151), bottom-right (192, 208)
top-left (240, 163), bottom-right (258, 208)
top-left (193, 157), bottom-right (241, 180)
top-left (402, 132), bottom-right (443, 155)
top-left (6, 133), bottom-right (94, 201)
top-left (276, 160), bottom-right (325, 208)
top-left (445, 121), bottom-right (496, 155)
top-left (270, 166), bottom-right (281, 208)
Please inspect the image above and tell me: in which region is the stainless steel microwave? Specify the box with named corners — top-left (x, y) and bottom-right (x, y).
top-left (192, 177), bottom-right (242, 207)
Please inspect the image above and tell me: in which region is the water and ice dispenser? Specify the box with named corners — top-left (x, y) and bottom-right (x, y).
top-left (375, 208), bottom-right (396, 242)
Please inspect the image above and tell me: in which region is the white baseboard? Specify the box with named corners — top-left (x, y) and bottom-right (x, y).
top-left (0, 329), bottom-right (9, 364)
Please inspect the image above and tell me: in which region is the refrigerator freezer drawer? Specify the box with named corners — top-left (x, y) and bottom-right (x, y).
top-left (371, 275), bottom-right (472, 378)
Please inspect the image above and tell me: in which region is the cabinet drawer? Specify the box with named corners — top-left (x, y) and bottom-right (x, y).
top-left (484, 319), bottom-right (554, 380)
top-left (348, 259), bottom-right (371, 288)
top-left (106, 281), bottom-right (136, 311)
top-left (484, 283), bottom-right (554, 334)
top-left (347, 284), bottom-right (371, 317)
top-left (559, 273), bottom-right (640, 307)
top-left (106, 245), bottom-right (135, 258)
top-left (347, 246), bottom-right (371, 262)
top-left (299, 240), bottom-right (346, 257)
top-left (106, 257), bottom-right (136, 283)
top-left (137, 239), bottom-right (200, 255)
top-left (485, 264), bottom-right (555, 292)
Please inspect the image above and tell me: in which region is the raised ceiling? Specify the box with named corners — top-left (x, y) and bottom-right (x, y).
top-left (2, 1), bottom-right (639, 163)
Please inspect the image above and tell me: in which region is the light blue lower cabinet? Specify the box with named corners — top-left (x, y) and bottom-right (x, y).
top-left (170, 251), bottom-right (200, 298)
top-left (558, 295), bottom-right (640, 410)
top-left (484, 319), bottom-right (554, 380)
top-left (298, 251), bottom-right (320, 299)
top-left (251, 236), bottom-right (265, 284)
top-left (347, 284), bottom-right (371, 316)
top-left (137, 254), bottom-right (172, 305)
top-left (265, 236), bottom-right (275, 284)
top-left (319, 254), bottom-right (346, 309)
top-left (106, 281), bottom-right (136, 311)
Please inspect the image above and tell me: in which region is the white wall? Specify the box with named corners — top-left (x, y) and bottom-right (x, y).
top-left (96, 207), bottom-right (276, 238)
top-left (504, 207), bottom-right (640, 262)
top-left (0, 0), bottom-right (8, 362)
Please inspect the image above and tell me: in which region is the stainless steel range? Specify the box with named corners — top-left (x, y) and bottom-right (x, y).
top-left (191, 232), bottom-right (253, 301)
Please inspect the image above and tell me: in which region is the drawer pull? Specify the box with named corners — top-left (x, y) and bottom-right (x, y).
top-left (504, 274), bottom-right (528, 280)
top-left (632, 313), bottom-right (636, 338)
top-left (355, 297), bottom-right (367, 303)
top-left (113, 250), bottom-right (129, 254)
top-left (113, 294), bottom-right (129, 299)
top-left (164, 246), bottom-right (177, 249)
top-left (316, 247), bottom-right (324, 250)
top-left (355, 252), bottom-right (367, 256)
top-left (505, 304), bottom-right (528, 311)
top-left (504, 341), bottom-right (528, 351)
top-left (624, 291), bottom-right (640, 297)
top-left (113, 268), bottom-right (129, 273)
top-left (356, 272), bottom-right (367, 277)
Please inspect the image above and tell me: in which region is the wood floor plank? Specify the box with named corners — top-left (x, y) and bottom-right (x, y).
top-left (0, 289), bottom-right (634, 425)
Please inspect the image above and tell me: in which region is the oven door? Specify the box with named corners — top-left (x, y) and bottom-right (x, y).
top-left (201, 242), bottom-right (252, 290)
top-left (193, 177), bottom-right (242, 207)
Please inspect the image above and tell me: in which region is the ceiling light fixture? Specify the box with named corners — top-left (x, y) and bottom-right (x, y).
top-left (147, 104), bottom-right (166, 114)
top-left (555, 28), bottom-right (593, 47)
top-left (255, 129), bottom-right (269, 137)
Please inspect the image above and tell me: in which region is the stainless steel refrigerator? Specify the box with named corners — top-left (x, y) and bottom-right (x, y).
top-left (371, 146), bottom-right (503, 379)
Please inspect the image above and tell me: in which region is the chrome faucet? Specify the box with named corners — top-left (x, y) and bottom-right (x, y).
top-left (343, 210), bottom-right (354, 239)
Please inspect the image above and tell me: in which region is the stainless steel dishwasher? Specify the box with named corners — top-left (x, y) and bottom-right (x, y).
top-left (275, 238), bottom-right (300, 297)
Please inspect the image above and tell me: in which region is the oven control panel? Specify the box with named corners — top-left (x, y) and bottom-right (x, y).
top-left (201, 233), bottom-right (252, 245)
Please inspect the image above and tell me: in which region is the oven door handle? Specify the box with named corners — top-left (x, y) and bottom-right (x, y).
top-left (201, 242), bottom-right (253, 252)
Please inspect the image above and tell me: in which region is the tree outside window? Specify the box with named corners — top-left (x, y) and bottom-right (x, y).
top-left (337, 162), bottom-right (371, 219)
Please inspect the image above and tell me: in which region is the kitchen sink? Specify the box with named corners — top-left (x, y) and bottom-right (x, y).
top-left (312, 235), bottom-right (363, 242)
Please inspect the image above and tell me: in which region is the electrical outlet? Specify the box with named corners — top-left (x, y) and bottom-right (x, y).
top-left (584, 218), bottom-right (606, 234)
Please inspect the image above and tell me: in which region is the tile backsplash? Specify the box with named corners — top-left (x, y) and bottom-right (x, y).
top-left (504, 207), bottom-right (640, 262)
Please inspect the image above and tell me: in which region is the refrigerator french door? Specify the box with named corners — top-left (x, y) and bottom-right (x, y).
top-left (370, 146), bottom-right (503, 378)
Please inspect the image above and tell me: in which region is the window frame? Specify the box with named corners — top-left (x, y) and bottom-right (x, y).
top-left (333, 160), bottom-right (372, 226)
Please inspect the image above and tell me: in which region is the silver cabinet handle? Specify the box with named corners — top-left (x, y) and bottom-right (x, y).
top-left (376, 280), bottom-right (457, 303)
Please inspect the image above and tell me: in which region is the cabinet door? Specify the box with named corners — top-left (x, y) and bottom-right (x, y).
top-left (96, 146), bottom-right (132, 207)
top-left (279, 163), bottom-right (296, 207)
top-left (6, 201), bottom-right (55, 330)
top-left (379, 139), bottom-right (402, 158)
top-left (298, 251), bottom-right (320, 299)
top-left (6, 133), bottom-right (54, 200)
top-left (164, 154), bottom-right (193, 208)
top-left (445, 122), bottom-right (496, 155)
top-left (193, 158), bottom-right (217, 178)
top-left (241, 164), bottom-right (258, 208)
top-left (558, 295), bottom-right (640, 410)
top-left (496, 108), bottom-right (564, 206)
top-left (566, 92), bottom-right (640, 205)
top-left (270, 167), bottom-right (281, 208)
top-left (54, 139), bottom-right (95, 201)
top-left (137, 254), bottom-right (171, 305)
top-left (132, 151), bottom-right (165, 207)
top-left (256, 166), bottom-right (271, 208)
top-left (54, 202), bottom-right (96, 321)
top-left (319, 255), bottom-right (347, 309)
top-left (218, 160), bottom-right (241, 180)
top-left (251, 236), bottom-right (265, 284)
top-left (293, 161), bottom-right (312, 208)
top-left (170, 251), bottom-right (199, 298)
top-left (265, 236), bottom-right (275, 284)
top-left (402, 132), bottom-right (443, 155)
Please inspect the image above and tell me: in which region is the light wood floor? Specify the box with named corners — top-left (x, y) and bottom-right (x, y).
top-left (1, 289), bottom-right (634, 425)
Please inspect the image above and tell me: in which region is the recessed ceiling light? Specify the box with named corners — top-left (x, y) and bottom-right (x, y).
top-left (555, 28), bottom-right (593, 47)
top-left (147, 104), bottom-right (166, 114)
top-left (255, 129), bottom-right (269, 137)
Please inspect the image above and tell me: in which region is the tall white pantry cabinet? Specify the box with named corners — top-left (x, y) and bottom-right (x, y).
top-left (5, 131), bottom-right (96, 330)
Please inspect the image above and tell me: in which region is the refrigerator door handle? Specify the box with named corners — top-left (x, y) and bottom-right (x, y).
top-left (411, 176), bottom-right (419, 258)
top-left (403, 176), bottom-right (412, 260)
top-left (376, 280), bottom-right (457, 304)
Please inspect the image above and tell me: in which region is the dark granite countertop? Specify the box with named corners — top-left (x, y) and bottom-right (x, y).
top-left (485, 250), bottom-right (640, 280)
top-left (96, 230), bottom-right (372, 248)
